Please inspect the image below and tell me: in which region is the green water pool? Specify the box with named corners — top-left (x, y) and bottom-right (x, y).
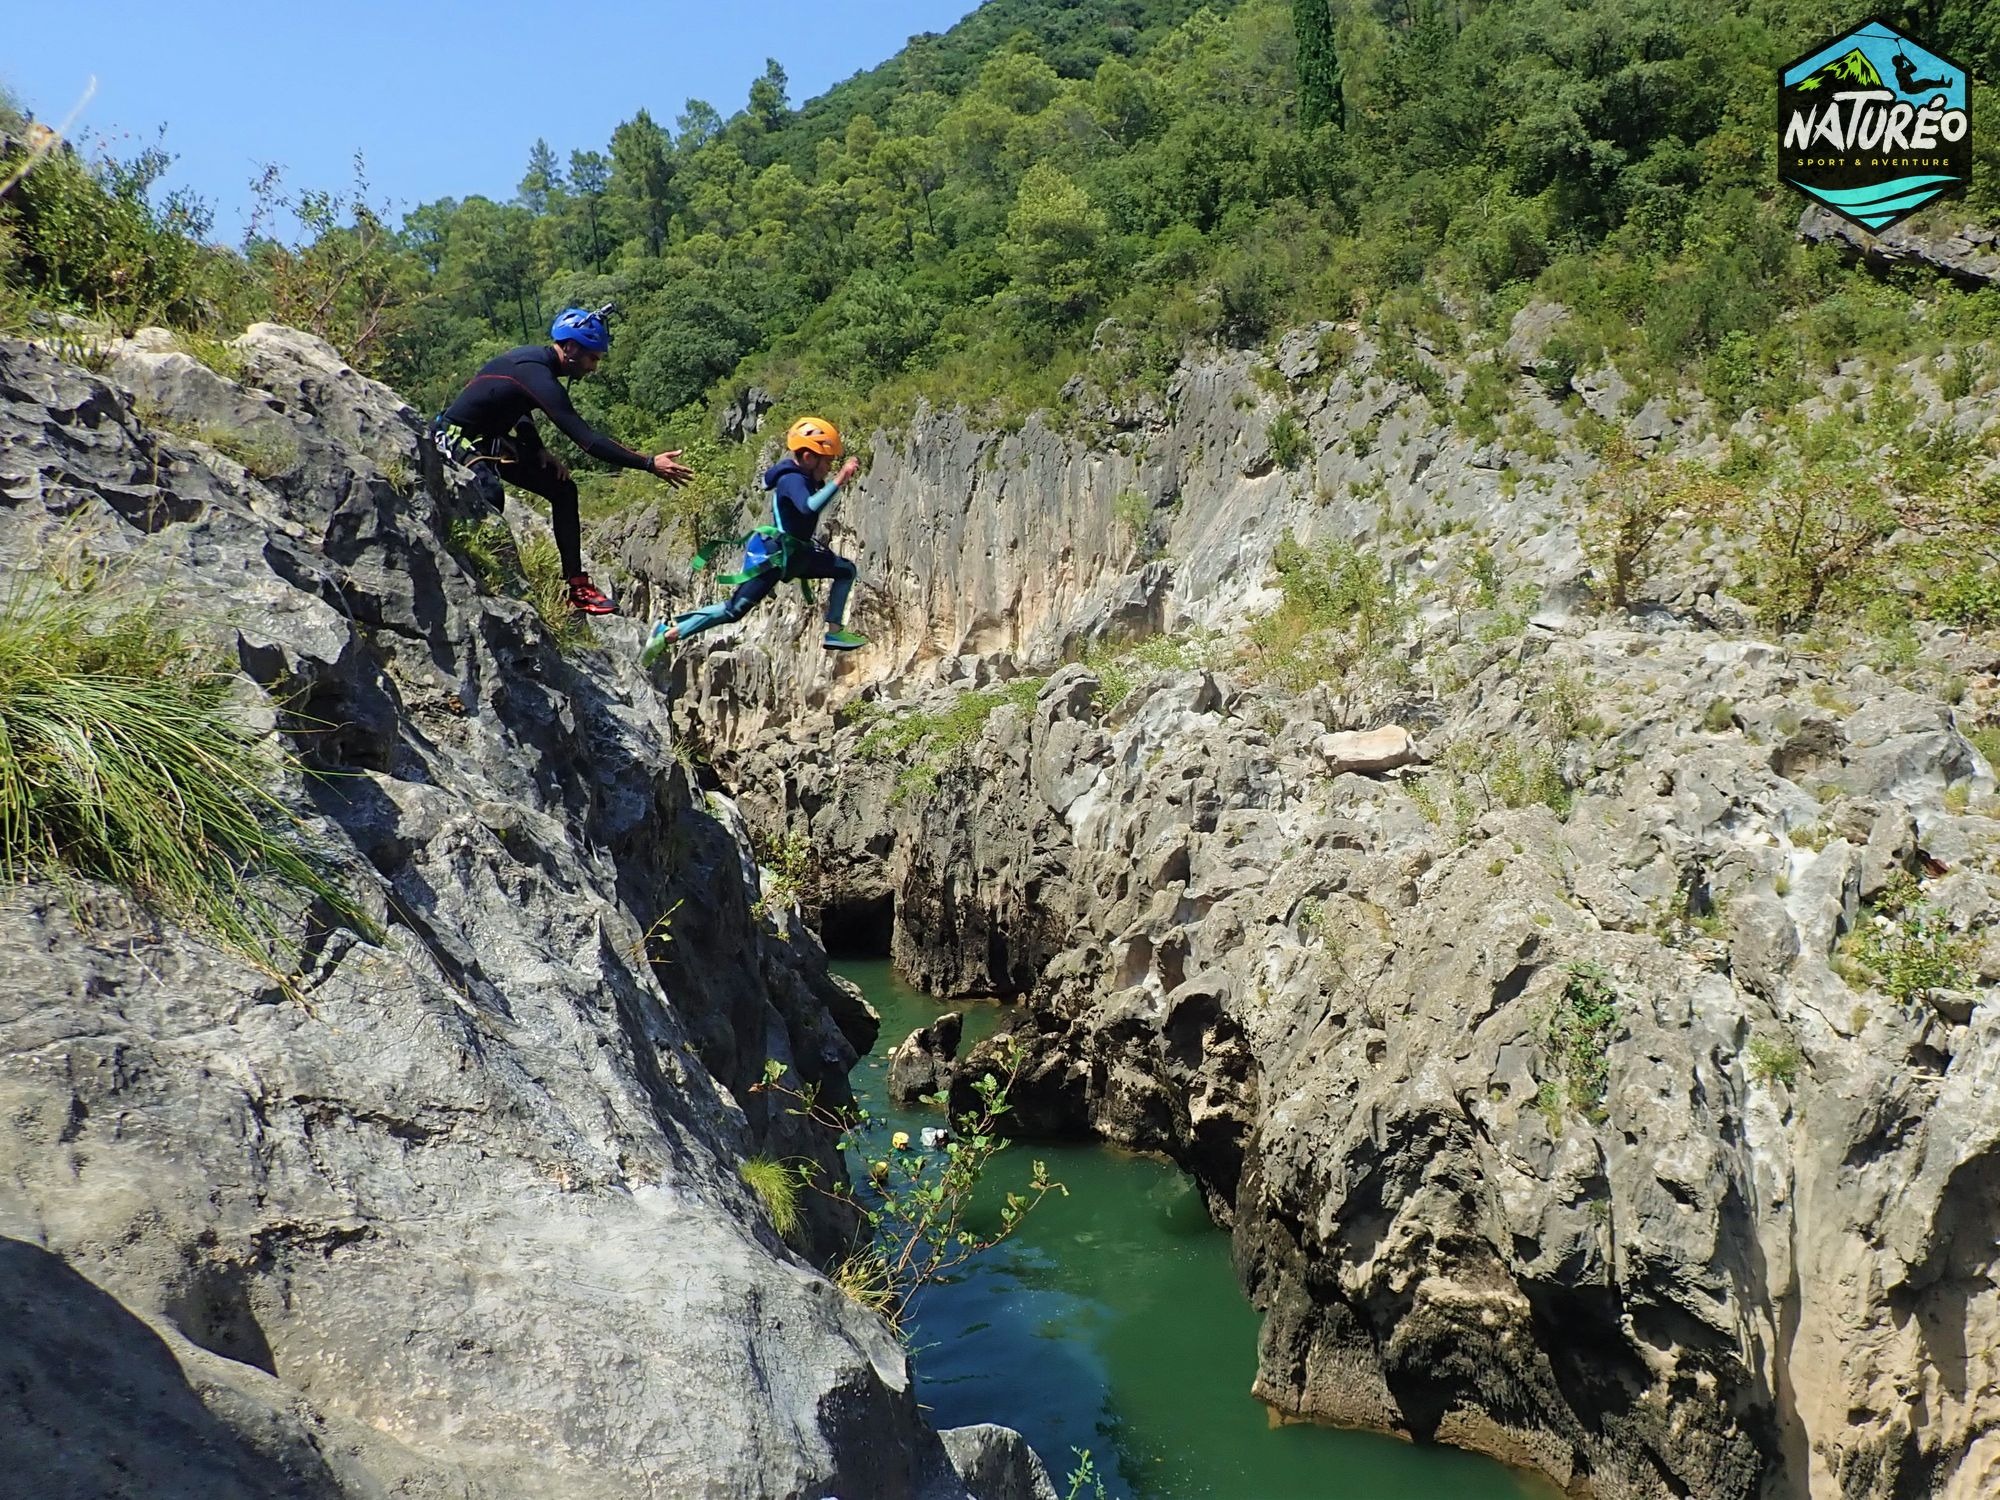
top-left (833, 958), bottom-right (1555, 1500)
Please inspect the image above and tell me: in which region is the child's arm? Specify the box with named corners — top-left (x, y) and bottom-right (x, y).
top-left (806, 458), bottom-right (863, 515)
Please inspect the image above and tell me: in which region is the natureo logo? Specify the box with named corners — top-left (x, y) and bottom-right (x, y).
top-left (1779, 17), bottom-right (1970, 233)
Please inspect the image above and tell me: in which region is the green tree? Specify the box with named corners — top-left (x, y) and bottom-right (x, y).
top-left (608, 109), bottom-right (676, 256)
top-left (999, 162), bottom-right (1110, 326)
top-left (518, 138), bottom-right (564, 216)
top-left (564, 149), bottom-right (609, 266)
top-left (676, 98), bottom-right (724, 151)
top-left (1293, 0), bottom-right (1343, 131)
top-left (749, 59), bottom-right (791, 133)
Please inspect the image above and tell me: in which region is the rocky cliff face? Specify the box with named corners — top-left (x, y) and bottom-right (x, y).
top-left (0, 327), bottom-right (1051, 1500)
top-left (642, 314), bottom-right (2000, 1499)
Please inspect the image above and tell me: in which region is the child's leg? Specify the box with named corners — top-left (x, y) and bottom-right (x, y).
top-left (786, 546), bottom-right (859, 627)
top-left (670, 572), bottom-right (776, 642)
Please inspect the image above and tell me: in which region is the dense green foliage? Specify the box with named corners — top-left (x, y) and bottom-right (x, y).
top-left (6, 1), bottom-right (2000, 485)
top-left (1293, 0), bottom-right (1343, 130)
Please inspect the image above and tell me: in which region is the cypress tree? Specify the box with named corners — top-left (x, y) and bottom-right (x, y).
top-left (1294, 0), bottom-right (1343, 132)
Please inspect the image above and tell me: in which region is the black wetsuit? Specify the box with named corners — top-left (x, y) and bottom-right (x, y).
top-left (434, 345), bottom-right (648, 577)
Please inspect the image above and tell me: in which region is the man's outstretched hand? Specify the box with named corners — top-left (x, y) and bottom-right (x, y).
top-left (652, 450), bottom-right (694, 486)
top-left (836, 457), bottom-right (861, 486)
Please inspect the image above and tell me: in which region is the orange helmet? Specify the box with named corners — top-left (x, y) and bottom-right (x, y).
top-left (786, 416), bottom-right (843, 458)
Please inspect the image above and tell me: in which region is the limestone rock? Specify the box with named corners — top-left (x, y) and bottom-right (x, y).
top-left (1315, 726), bottom-right (1419, 776)
top-left (889, 1012), bottom-right (965, 1106)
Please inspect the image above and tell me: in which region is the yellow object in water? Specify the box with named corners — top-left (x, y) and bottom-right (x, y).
top-left (891, 1131), bottom-right (912, 1151)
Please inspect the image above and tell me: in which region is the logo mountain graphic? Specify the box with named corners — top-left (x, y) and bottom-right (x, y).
top-left (1796, 48), bottom-right (1883, 92)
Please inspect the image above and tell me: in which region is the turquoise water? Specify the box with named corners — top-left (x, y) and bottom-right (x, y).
top-left (834, 959), bottom-right (1554, 1500)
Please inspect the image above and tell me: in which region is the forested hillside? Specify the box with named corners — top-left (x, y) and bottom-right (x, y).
top-left (7, 0), bottom-right (2000, 490)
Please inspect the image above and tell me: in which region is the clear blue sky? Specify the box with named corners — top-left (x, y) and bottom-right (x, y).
top-left (4, 1), bottom-right (980, 242)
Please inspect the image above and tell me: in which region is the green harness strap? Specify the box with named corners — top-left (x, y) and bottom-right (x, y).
top-left (693, 525), bottom-right (816, 605)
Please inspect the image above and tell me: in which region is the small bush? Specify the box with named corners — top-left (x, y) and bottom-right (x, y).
top-left (1702, 699), bottom-right (1736, 734)
top-left (1540, 962), bottom-right (1620, 1125)
top-left (755, 1043), bottom-right (1062, 1337)
top-left (1267, 408), bottom-right (1309, 471)
top-left (739, 1156), bottom-right (801, 1238)
top-left (0, 579), bottom-right (370, 970)
top-left (1111, 486), bottom-right (1163, 562)
top-left (1250, 533), bottom-right (1409, 691)
top-left (448, 517), bottom-right (518, 593)
top-left (1576, 437), bottom-right (1735, 610)
top-left (1, 131), bottom-right (229, 328)
top-left (1851, 874), bottom-right (1974, 1004)
top-left (1746, 1034), bottom-right (1801, 1089)
top-left (1742, 454), bottom-right (1897, 633)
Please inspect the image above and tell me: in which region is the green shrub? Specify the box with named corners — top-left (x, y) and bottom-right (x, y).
top-left (1267, 408), bottom-right (1309, 471)
top-left (1851, 875), bottom-right (1974, 1004)
top-left (1540, 962), bottom-right (1620, 1125)
top-left (1746, 1034), bottom-right (1801, 1089)
top-left (1576, 437), bottom-right (1735, 611)
top-left (1, 133), bottom-right (229, 328)
top-left (755, 1041), bottom-right (1062, 1337)
top-left (1111, 485), bottom-right (1163, 561)
top-left (1250, 533), bottom-right (1408, 690)
top-left (0, 579), bottom-right (371, 971)
top-left (1083, 632), bottom-right (1215, 710)
top-left (1741, 455), bottom-right (1897, 633)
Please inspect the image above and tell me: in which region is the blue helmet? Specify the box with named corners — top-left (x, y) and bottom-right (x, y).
top-left (550, 306), bottom-right (611, 353)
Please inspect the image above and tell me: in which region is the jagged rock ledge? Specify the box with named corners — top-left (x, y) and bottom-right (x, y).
top-left (0, 327), bottom-right (1052, 1500)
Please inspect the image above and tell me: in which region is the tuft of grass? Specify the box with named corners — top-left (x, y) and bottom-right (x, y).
top-left (137, 402), bottom-right (298, 478)
top-left (739, 1156), bottom-right (801, 1239)
top-left (171, 330), bottom-right (247, 383)
top-left (448, 517), bottom-right (518, 593)
top-left (1702, 698), bottom-right (1736, 734)
top-left (1970, 725), bottom-right (2000, 771)
top-left (831, 1247), bottom-right (900, 1324)
top-left (518, 536), bottom-right (594, 652)
top-left (0, 579), bottom-right (371, 971)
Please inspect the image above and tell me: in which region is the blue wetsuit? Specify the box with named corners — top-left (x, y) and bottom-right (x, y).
top-left (669, 457), bottom-right (857, 640)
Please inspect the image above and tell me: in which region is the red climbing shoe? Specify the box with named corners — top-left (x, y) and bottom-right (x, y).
top-left (566, 574), bottom-right (616, 615)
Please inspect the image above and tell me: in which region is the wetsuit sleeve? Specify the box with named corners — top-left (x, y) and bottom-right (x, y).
top-left (803, 478), bottom-right (842, 515)
top-left (525, 364), bottom-right (650, 469)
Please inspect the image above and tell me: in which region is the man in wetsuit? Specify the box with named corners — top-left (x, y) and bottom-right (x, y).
top-left (433, 306), bottom-right (693, 614)
top-left (642, 415), bottom-right (864, 660)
